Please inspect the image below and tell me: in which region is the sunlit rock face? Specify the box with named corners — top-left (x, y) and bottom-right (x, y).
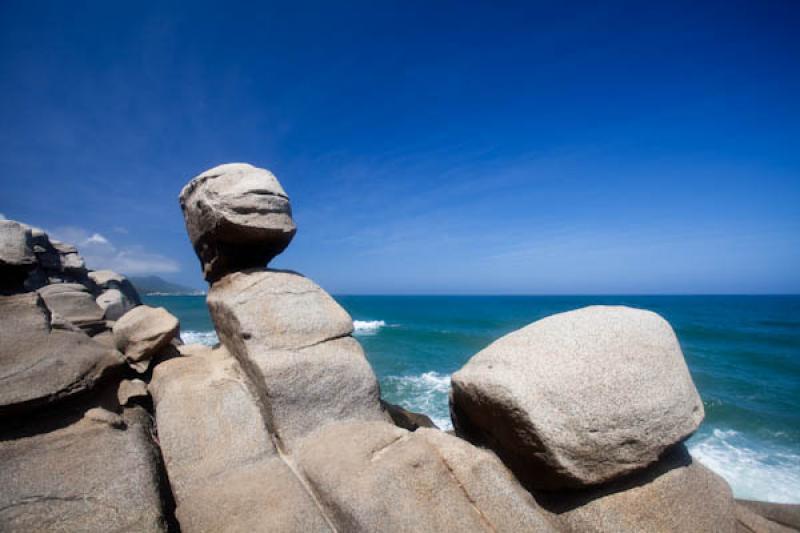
top-left (179, 163), bottom-right (296, 283)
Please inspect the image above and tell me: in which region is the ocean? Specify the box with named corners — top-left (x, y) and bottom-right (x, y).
top-left (145, 294), bottom-right (800, 504)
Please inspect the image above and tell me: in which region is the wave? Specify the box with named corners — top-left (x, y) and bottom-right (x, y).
top-left (689, 428), bottom-right (800, 503)
top-left (353, 320), bottom-right (386, 335)
top-left (181, 330), bottom-right (219, 346)
top-left (381, 372), bottom-right (452, 430)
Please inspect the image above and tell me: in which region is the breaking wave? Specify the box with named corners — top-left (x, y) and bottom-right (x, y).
top-left (382, 371), bottom-right (453, 430)
top-left (353, 320), bottom-right (386, 335)
top-left (688, 429), bottom-right (800, 503)
top-left (181, 330), bottom-right (219, 346)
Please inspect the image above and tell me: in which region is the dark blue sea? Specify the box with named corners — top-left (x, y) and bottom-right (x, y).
top-left (145, 294), bottom-right (800, 503)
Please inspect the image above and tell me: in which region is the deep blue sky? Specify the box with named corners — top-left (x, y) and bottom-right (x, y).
top-left (1, 1), bottom-right (798, 293)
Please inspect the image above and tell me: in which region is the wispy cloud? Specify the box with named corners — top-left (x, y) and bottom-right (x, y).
top-left (49, 226), bottom-right (179, 275)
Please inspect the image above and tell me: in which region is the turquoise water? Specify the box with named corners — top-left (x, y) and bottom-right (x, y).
top-left (145, 294), bottom-right (800, 503)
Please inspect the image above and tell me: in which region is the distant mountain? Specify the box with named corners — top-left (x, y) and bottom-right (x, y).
top-left (128, 275), bottom-right (203, 296)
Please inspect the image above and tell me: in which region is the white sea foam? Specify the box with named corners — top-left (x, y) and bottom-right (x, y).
top-left (689, 428), bottom-right (800, 503)
top-left (181, 330), bottom-right (219, 346)
top-left (383, 372), bottom-right (453, 429)
top-left (353, 320), bottom-right (386, 335)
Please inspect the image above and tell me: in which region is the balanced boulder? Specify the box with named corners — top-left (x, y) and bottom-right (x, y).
top-left (451, 305), bottom-right (704, 490)
top-left (113, 305), bottom-right (179, 372)
top-left (179, 163), bottom-right (297, 283)
top-left (0, 292), bottom-right (123, 417)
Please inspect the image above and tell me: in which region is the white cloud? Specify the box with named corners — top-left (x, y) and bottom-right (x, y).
top-left (85, 233), bottom-right (110, 245)
top-left (49, 226), bottom-right (179, 275)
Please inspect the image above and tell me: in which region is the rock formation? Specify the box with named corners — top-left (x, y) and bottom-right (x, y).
top-left (178, 163), bottom-right (297, 283)
top-left (0, 220), bottom-right (177, 531)
top-left (1, 163), bottom-right (795, 532)
top-left (450, 305), bottom-right (704, 490)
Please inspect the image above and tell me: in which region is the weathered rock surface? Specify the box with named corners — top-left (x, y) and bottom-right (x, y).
top-left (0, 220), bottom-right (36, 289)
top-left (149, 346), bottom-right (331, 532)
top-left (113, 305), bottom-right (179, 372)
top-left (535, 446), bottom-right (736, 533)
top-left (179, 163), bottom-right (297, 282)
top-left (295, 420), bottom-right (558, 532)
top-left (0, 293), bottom-right (124, 417)
top-left (451, 305), bottom-right (704, 489)
top-left (207, 269), bottom-right (386, 450)
top-left (37, 283), bottom-right (105, 332)
top-left (0, 406), bottom-right (167, 532)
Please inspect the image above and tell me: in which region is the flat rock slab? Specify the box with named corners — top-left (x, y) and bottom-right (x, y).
top-left (451, 305), bottom-right (704, 489)
top-left (295, 420), bottom-right (558, 532)
top-left (37, 283), bottom-right (105, 329)
top-left (0, 407), bottom-right (167, 532)
top-left (536, 446), bottom-right (736, 533)
top-left (0, 293), bottom-right (123, 417)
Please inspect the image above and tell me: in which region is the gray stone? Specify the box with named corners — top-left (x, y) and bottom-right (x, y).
top-left (0, 293), bottom-right (124, 417)
top-left (0, 220), bottom-right (35, 268)
top-left (179, 163), bottom-right (297, 282)
top-left (0, 220), bottom-right (35, 290)
top-left (0, 407), bottom-right (167, 532)
top-left (149, 346), bottom-right (331, 532)
top-left (37, 283), bottom-right (105, 331)
top-left (88, 270), bottom-right (142, 305)
top-left (113, 305), bottom-right (179, 372)
top-left (207, 269), bottom-right (385, 450)
top-left (535, 446), bottom-right (736, 533)
top-left (451, 305), bottom-right (704, 490)
top-left (96, 288), bottom-right (135, 320)
top-left (295, 420), bottom-right (558, 532)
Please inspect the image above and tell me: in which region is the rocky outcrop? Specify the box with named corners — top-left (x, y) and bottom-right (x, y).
top-left (178, 163), bottom-right (297, 283)
top-left (113, 305), bottom-right (180, 372)
top-left (0, 292), bottom-right (124, 418)
top-left (3, 164), bottom-right (792, 532)
top-left (0, 406), bottom-right (168, 532)
top-left (451, 305), bottom-right (704, 490)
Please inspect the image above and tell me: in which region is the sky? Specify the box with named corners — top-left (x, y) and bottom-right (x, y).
top-left (1, 1), bottom-right (798, 294)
